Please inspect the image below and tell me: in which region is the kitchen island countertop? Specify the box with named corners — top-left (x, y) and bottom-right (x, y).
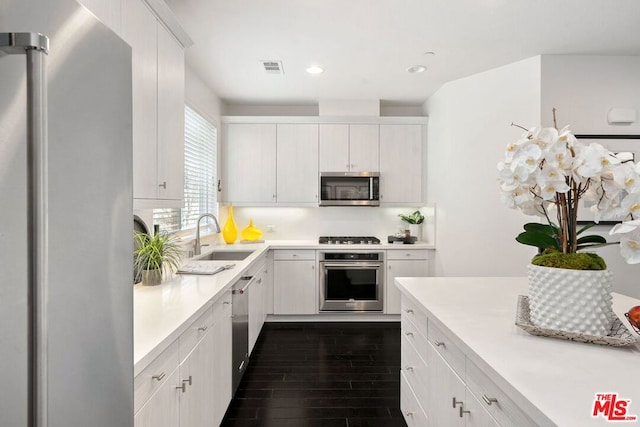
top-left (396, 276), bottom-right (640, 426)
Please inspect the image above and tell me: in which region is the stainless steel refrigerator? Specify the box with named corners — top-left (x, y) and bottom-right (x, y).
top-left (0, 0), bottom-right (134, 426)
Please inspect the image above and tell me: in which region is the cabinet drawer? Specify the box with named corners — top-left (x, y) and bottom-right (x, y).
top-left (401, 296), bottom-right (428, 340)
top-left (179, 305), bottom-right (215, 361)
top-left (387, 249), bottom-right (428, 260)
top-left (401, 314), bottom-right (428, 365)
top-left (134, 339), bottom-right (179, 413)
top-left (401, 333), bottom-right (429, 409)
top-left (466, 359), bottom-right (537, 427)
top-left (428, 321), bottom-right (465, 379)
top-left (273, 249), bottom-right (315, 261)
top-left (213, 291), bottom-right (232, 321)
top-left (400, 371), bottom-right (429, 427)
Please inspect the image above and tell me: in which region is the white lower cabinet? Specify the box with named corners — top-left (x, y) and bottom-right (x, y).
top-left (273, 250), bottom-right (317, 314)
top-left (249, 260), bottom-right (268, 353)
top-left (400, 295), bottom-right (534, 427)
top-left (385, 250), bottom-right (430, 314)
top-left (212, 293), bottom-right (233, 426)
top-left (134, 368), bottom-right (180, 427)
top-left (135, 293), bottom-right (233, 427)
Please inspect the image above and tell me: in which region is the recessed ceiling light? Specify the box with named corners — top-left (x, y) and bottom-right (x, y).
top-left (406, 65), bottom-right (427, 73)
top-left (306, 66), bottom-right (324, 74)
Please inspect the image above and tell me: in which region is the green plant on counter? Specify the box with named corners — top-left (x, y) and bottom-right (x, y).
top-left (516, 222), bottom-right (609, 270)
top-left (398, 210), bottom-right (424, 225)
top-left (134, 231), bottom-right (182, 280)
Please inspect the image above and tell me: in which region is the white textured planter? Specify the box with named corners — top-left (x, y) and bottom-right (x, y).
top-left (527, 265), bottom-right (614, 336)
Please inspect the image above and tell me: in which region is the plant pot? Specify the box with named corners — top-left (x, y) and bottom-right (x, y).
top-left (408, 224), bottom-right (422, 240)
top-left (141, 269), bottom-right (162, 286)
top-left (526, 264), bottom-right (613, 336)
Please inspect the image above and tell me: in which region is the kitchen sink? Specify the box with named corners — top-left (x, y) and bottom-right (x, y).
top-left (196, 250), bottom-right (254, 261)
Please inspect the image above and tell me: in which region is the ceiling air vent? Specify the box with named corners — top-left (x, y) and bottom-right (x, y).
top-left (261, 60), bottom-right (284, 75)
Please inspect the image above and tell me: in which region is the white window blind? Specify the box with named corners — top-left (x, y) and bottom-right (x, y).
top-left (153, 106), bottom-right (217, 233)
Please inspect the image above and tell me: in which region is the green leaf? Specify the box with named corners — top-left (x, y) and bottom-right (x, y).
top-left (523, 222), bottom-right (558, 236)
top-left (576, 235), bottom-right (607, 245)
top-left (516, 231), bottom-right (560, 250)
top-left (577, 223), bottom-right (596, 235)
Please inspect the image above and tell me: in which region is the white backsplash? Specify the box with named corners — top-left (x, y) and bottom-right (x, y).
top-left (221, 205), bottom-right (436, 244)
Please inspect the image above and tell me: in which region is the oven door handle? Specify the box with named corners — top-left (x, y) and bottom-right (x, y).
top-left (320, 263), bottom-right (383, 269)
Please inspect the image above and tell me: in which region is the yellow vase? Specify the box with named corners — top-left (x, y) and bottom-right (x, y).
top-left (222, 204), bottom-right (238, 244)
top-left (241, 218), bottom-right (263, 241)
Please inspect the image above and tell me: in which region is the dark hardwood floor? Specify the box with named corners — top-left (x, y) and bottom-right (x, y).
top-left (221, 322), bottom-right (408, 427)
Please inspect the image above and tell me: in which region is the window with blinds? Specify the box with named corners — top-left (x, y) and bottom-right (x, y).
top-left (153, 106), bottom-right (217, 233)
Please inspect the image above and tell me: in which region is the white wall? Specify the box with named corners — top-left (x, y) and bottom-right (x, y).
top-left (423, 56), bottom-right (542, 277)
top-left (223, 104), bottom-right (319, 116)
top-left (541, 56), bottom-right (640, 133)
top-left (540, 55), bottom-right (640, 298)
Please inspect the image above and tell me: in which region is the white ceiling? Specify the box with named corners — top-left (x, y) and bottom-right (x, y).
top-left (166, 0), bottom-right (640, 107)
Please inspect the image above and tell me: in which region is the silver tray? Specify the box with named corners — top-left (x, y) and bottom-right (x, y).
top-left (515, 295), bottom-right (638, 347)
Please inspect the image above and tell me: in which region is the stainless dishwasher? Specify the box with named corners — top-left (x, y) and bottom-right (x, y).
top-left (231, 275), bottom-right (252, 394)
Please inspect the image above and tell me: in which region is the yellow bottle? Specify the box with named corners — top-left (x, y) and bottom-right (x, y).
top-left (222, 204), bottom-right (238, 244)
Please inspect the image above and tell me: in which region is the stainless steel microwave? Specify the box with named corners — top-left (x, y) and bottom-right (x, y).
top-left (319, 172), bottom-right (380, 206)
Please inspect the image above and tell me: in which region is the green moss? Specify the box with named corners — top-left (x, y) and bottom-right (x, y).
top-left (531, 251), bottom-right (607, 270)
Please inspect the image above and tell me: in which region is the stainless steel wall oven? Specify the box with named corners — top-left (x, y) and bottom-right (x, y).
top-left (319, 251), bottom-right (384, 312)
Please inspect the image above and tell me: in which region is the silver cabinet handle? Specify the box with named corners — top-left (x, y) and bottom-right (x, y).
top-left (405, 309), bottom-right (413, 314)
top-left (459, 404), bottom-right (470, 418)
top-left (405, 332), bottom-right (414, 337)
top-left (405, 366), bottom-right (414, 371)
top-left (182, 375), bottom-right (192, 386)
top-left (176, 383), bottom-right (186, 393)
top-left (223, 301), bottom-right (231, 305)
top-left (198, 325), bottom-right (208, 332)
top-left (159, 181), bottom-right (167, 189)
top-left (404, 412), bottom-right (414, 417)
top-left (453, 397), bottom-right (462, 408)
top-left (482, 395), bottom-right (498, 405)
top-left (434, 340), bottom-right (445, 347)
top-left (405, 253), bottom-right (411, 257)
top-left (152, 372), bottom-right (165, 382)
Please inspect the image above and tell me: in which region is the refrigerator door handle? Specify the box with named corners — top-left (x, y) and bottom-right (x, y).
top-left (1, 32), bottom-right (49, 427)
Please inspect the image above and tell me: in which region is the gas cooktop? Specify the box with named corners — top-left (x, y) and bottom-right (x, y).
top-left (319, 236), bottom-right (381, 245)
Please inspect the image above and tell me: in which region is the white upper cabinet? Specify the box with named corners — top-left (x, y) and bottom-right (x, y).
top-left (223, 117), bottom-right (425, 205)
top-left (156, 23), bottom-right (185, 201)
top-left (223, 123), bottom-right (277, 204)
top-left (379, 124), bottom-right (424, 204)
top-left (348, 124), bottom-right (379, 172)
top-left (276, 124), bottom-right (319, 204)
top-left (122, 0), bottom-right (188, 208)
top-left (318, 124), bottom-right (349, 172)
top-left (319, 124), bottom-right (379, 172)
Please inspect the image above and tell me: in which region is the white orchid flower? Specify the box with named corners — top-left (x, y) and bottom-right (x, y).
top-left (618, 230), bottom-right (640, 264)
top-left (512, 144), bottom-right (543, 173)
top-left (576, 143), bottom-right (620, 178)
top-left (618, 193), bottom-right (640, 219)
top-left (613, 162), bottom-right (640, 194)
top-left (610, 218), bottom-right (640, 235)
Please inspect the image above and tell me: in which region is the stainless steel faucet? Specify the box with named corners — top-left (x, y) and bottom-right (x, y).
top-left (194, 213), bottom-right (221, 255)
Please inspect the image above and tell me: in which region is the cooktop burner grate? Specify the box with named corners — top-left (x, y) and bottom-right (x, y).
top-left (318, 236), bottom-right (381, 245)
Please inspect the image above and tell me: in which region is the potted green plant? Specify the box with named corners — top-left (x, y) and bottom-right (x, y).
top-left (398, 210), bottom-right (424, 239)
top-left (497, 110), bottom-right (640, 335)
top-left (134, 231), bottom-right (182, 285)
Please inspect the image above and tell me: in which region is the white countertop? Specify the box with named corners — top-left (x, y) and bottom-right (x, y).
top-left (134, 239), bottom-right (435, 375)
top-left (395, 276), bottom-right (640, 426)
